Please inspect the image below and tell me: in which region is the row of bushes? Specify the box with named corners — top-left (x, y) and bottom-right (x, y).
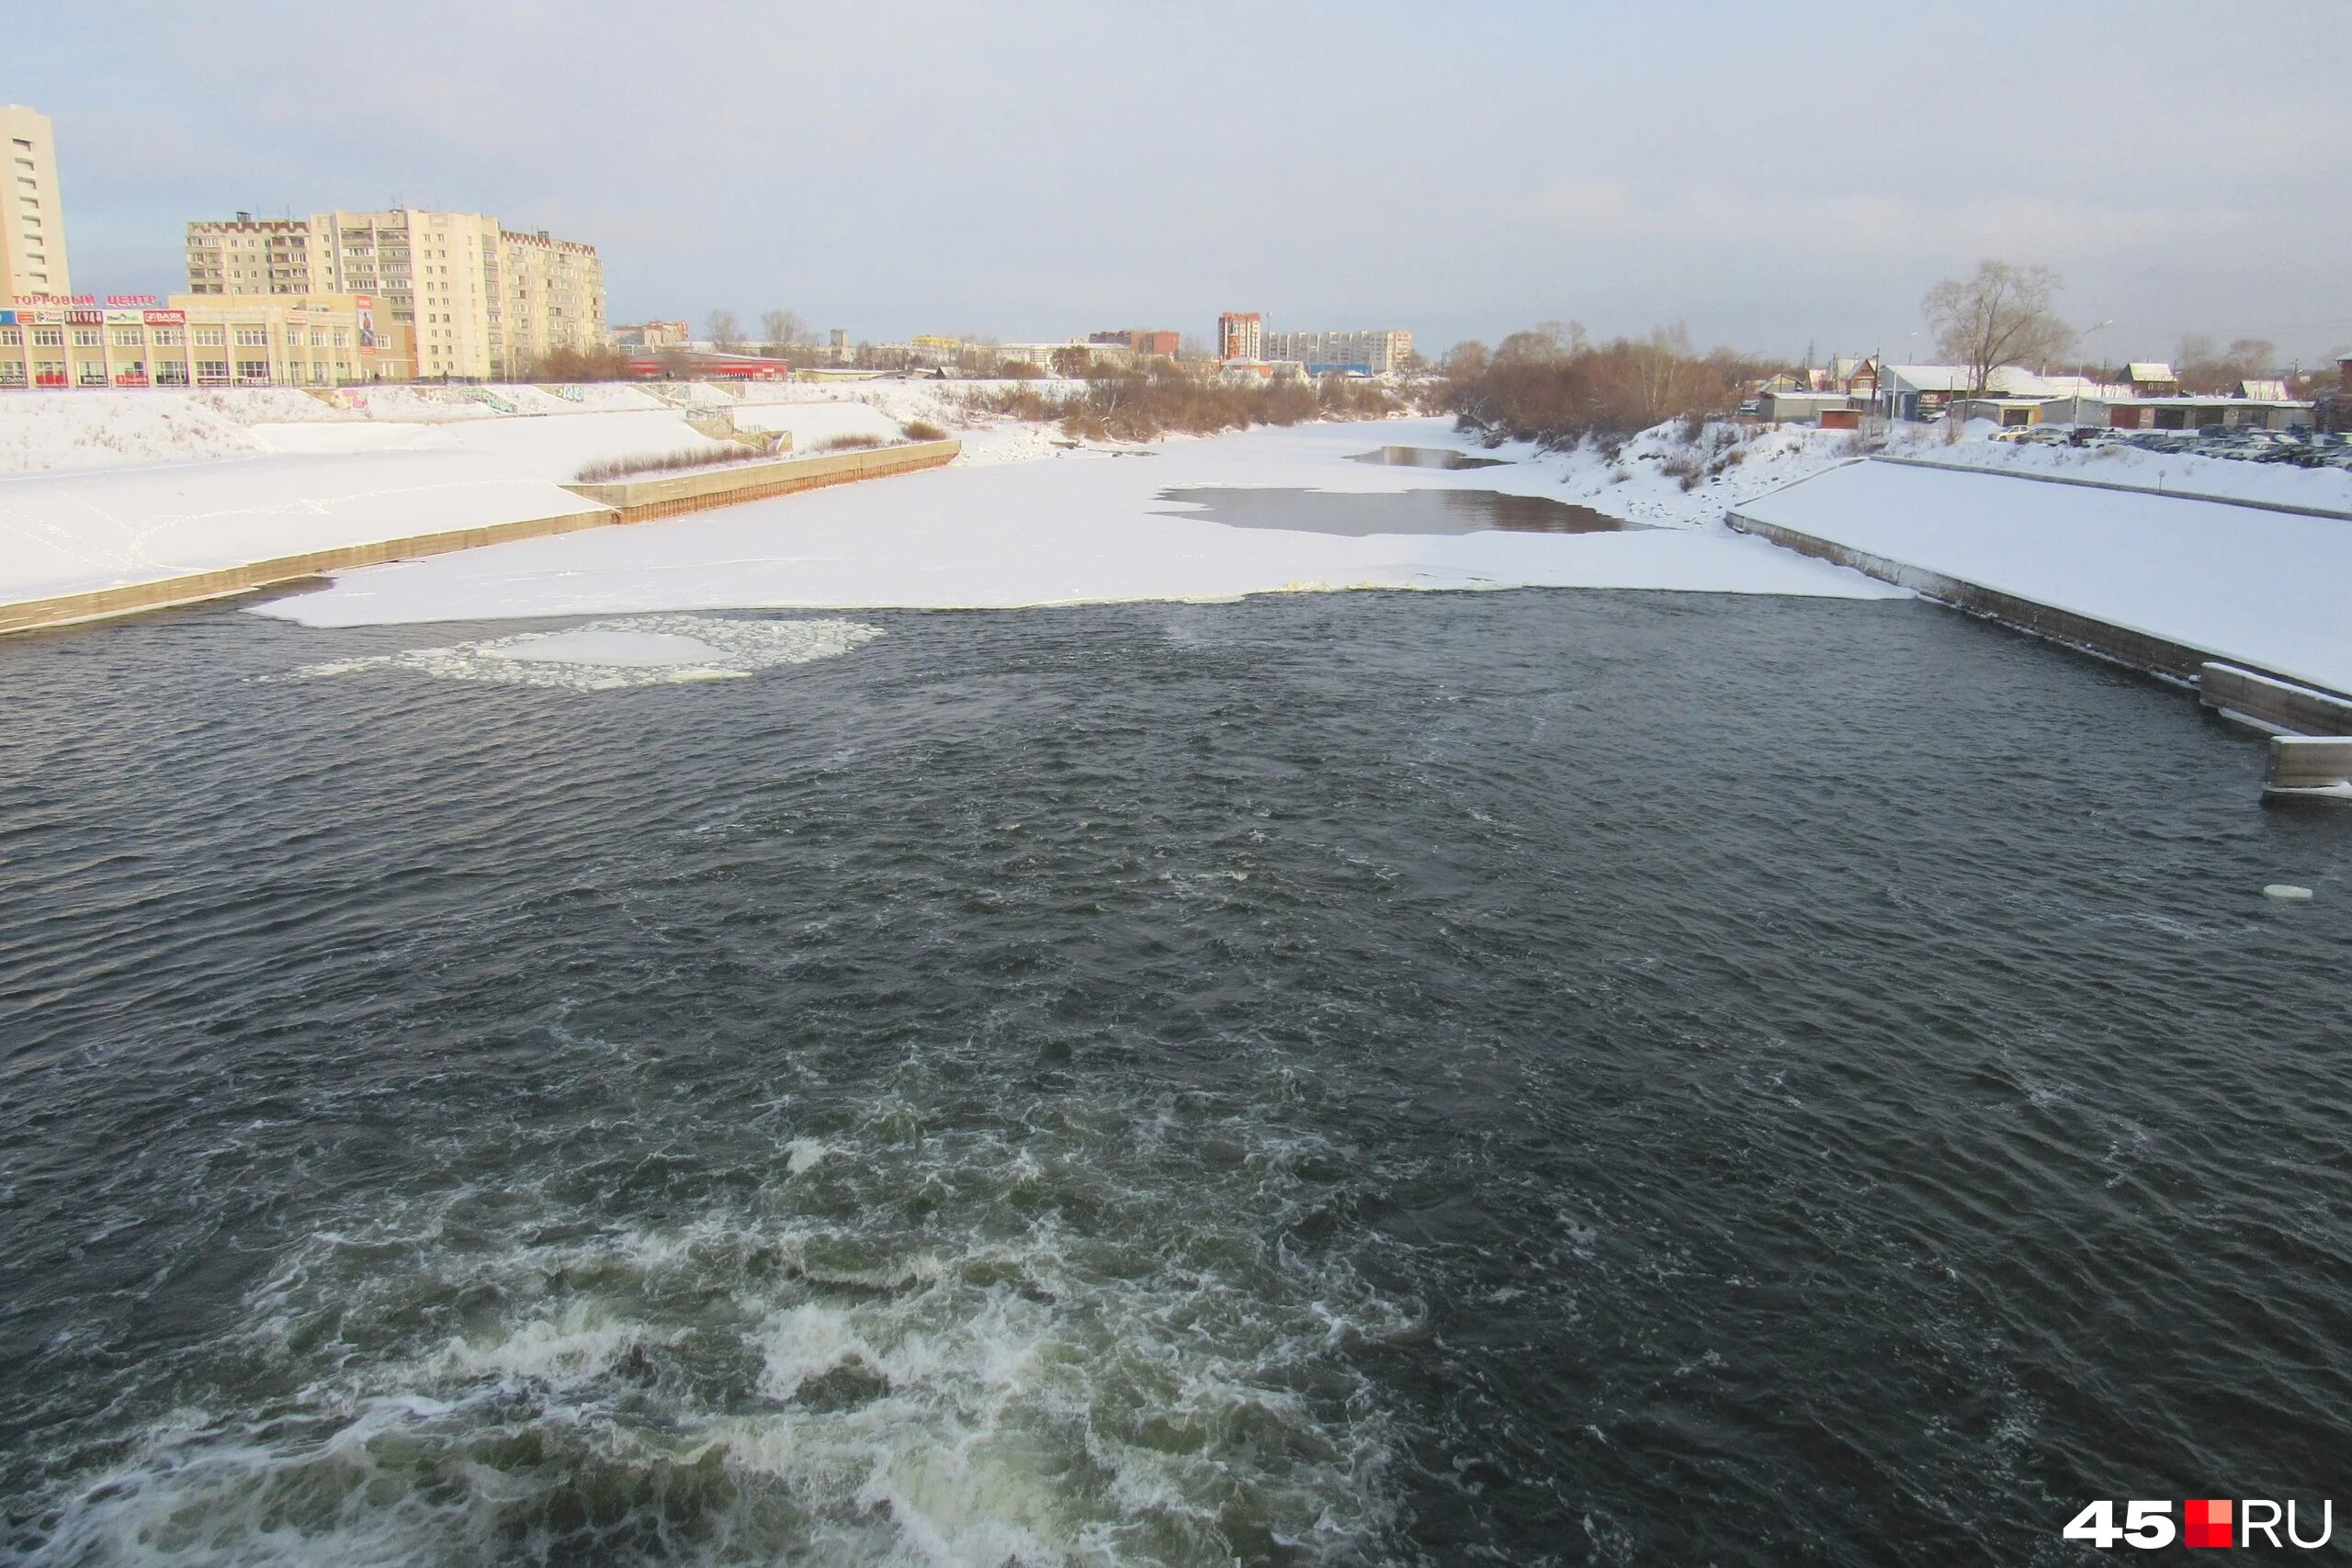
top-left (953, 365), bottom-right (1405, 444)
top-left (1437, 324), bottom-right (1782, 449)
top-left (571, 426), bottom-right (938, 482)
top-left (571, 445), bottom-right (779, 483)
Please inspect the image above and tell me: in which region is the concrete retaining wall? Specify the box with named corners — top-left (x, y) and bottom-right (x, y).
top-left (561, 439), bottom-right (958, 521)
top-left (1725, 508), bottom-right (2219, 682)
top-left (0, 508), bottom-right (617, 637)
top-left (2267, 736), bottom-right (2352, 791)
top-left (1, 438), bottom-right (962, 637)
top-left (2199, 662), bottom-right (2352, 734)
top-left (1728, 505), bottom-right (2352, 733)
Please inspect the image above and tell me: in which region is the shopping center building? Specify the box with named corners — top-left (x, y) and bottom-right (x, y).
top-left (0, 291), bottom-right (413, 389)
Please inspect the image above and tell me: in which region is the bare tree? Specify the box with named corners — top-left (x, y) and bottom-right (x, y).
top-left (2177, 333), bottom-right (2279, 393)
top-left (760, 309), bottom-right (806, 350)
top-left (1921, 261), bottom-right (2072, 391)
top-left (706, 309), bottom-right (741, 352)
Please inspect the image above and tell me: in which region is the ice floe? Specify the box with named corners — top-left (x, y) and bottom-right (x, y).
top-left (289, 614), bottom-right (880, 690)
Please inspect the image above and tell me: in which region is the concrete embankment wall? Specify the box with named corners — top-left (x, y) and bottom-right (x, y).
top-left (1726, 507), bottom-right (2222, 682)
top-left (1726, 457), bottom-right (2352, 722)
top-left (0, 439), bottom-right (961, 637)
top-left (0, 508), bottom-right (619, 637)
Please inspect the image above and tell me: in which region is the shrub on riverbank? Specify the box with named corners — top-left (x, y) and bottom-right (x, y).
top-left (1439, 323), bottom-right (1781, 450)
top-left (573, 446), bottom-right (774, 482)
top-left (1062, 366), bottom-right (1404, 443)
top-left (949, 364), bottom-right (1406, 443)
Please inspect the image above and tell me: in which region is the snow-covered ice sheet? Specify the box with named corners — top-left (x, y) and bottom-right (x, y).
top-left (287, 615), bottom-right (881, 690)
top-left (258, 420), bottom-right (1902, 626)
top-left (1735, 458), bottom-right (2352, 694)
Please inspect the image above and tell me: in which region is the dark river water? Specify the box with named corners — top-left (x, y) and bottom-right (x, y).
top-left (1, 590), bottom-right (2346, 1566)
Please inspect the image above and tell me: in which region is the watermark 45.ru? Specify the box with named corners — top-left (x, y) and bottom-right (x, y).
top-left (2065, 1499), bottom-right (2335, 1551)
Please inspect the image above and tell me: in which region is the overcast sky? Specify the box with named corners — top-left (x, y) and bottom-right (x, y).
top-left (14, 1), bottom-right (2350, 366)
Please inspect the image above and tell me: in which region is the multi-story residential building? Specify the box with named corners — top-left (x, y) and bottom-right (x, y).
top-left (1217, 311), bottom-right (1262, 361)
top-left (0, 291), bottom-right (412, 390)
top-left (499, 228), bottom-right (603, 371)
top-left (185, 208), bottom-right (604, 378)
top-left (1261, 328), bottom-right (1414, 374)
top-left (1, 105), bottom-right (72, 299)
top-left (611, 320), bottom-right (690, 350)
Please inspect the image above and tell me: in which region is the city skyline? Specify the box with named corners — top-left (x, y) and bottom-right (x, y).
top-left (6, 3), bottom-right (2351, 366)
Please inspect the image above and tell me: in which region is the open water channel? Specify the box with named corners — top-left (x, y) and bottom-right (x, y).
top-left (2, 584), bottom-right (2346, 1565)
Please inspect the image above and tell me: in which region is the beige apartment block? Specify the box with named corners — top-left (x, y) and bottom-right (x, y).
top-left (498, 229), bottom-right (605, 369)
top-left (186, 208), bottom-right (603, 378)
top-left (1, 105), bottom-right (72, 299)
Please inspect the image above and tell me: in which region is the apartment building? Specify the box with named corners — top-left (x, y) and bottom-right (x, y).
top-left (1217, 311), bottom-right (1262, 361)
top-left (185, 209), bottom-right (604, 378)
top-left (0, 291), bottom-right (412, 390)
top-left (1, 105), bottom-right (72, 299)
top-left (612, 320), bottom-right (690, 350)
top-left (499, 229), bottom-right (603, 371)
top-left (1261, 328), bottom-right (1413, 374)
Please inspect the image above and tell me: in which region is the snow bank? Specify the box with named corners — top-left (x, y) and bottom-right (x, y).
top-left (257, 419), bottom-right (1901, 626)
top-left (1734, 458), bottom-right (2352, 694)
top-left (0, 393), bottom-right (272, 474)
top-left (536, 384), bottom-right (667, 413)
top-left (1879, 437), bottom-right (2352, 514)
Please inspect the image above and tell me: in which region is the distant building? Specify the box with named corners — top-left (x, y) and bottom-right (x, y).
top-left (1217, 311), bottom-right (1262, 361)
top-left (909, 333), bottom-right (964, 366)
top-left (611, 320), bottom-right (690, 350)
top-left (1091, 329), bottom-right (1180, 359)
top-left (2126, 362), bottom-right (2180, 398)
top-left (0, 105), bottom-right (71, 299)
top-left (992, 340), bottom-right (1131, 372)
top-left (185, 208), bottom-right (605, 378)
top-left (1261, 328), bottom-right (1413, 375)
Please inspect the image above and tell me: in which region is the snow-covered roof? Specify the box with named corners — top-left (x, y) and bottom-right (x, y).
top-left (2128, 362), bottom-right (2177, 382)
top-left (1985, 367), bottom-right (2057, 397)
top-left (2240, 378), bottom-right (2289, 402)
top-left (1886, 365), bottom-right (1973, 392)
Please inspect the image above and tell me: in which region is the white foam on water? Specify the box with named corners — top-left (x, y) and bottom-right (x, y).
top-left (23, 1111), bottom-right (1411, 1567)
top-left (285, 614), bottom-right (882, 690)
